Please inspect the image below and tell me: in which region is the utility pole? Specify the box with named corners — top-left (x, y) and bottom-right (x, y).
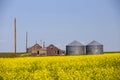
top-left (26, 32), bottom-right (28, 53)
top-left (14, 18), bottom-right (16, 57)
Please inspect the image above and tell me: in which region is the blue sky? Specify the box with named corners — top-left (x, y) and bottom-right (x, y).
top-left (0, 0), bottom-right (120, 52)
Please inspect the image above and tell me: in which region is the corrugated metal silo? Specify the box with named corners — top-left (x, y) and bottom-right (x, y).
top-left (66, 40), bottom-right (86, 55)
top-left (86, 40), bottom-right (103, 54)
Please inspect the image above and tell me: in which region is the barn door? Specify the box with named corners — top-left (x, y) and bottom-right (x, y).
top-left (57, 50), bottom-right (59, 55)
top-left (37, 51), bottom-right (39, 55)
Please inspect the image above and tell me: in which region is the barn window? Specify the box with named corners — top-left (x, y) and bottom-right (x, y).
top-left (50, 46), bottom-right (53, 49)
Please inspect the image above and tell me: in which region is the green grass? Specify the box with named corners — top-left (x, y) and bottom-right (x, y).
top-left (0, 53), bottom-right (120, 80)
top-left (0, 52), bottom-right (28, 57)
top-left (0, 52), bottom-right (120, 58)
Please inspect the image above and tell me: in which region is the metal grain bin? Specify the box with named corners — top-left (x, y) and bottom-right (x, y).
top-left (66, 40), bottom-right (86, 55)
top-left (86, 40), bottom-right (103, 54)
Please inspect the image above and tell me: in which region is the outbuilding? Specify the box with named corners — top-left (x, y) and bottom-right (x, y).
top-left (66, 40), bottom-right (86, 55)
top-left (86, 40), bottom-right (103, 54)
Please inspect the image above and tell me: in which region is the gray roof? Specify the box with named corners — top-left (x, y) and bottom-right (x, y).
top-left (67, 40), bottom-right (84, 46)
top-left (87, 40), bottom-right (102, 45)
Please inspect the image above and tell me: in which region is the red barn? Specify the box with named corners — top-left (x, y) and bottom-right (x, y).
top-left (47, 44), bottom-right (65, 56)
top-left (27, 44), bottom-right (47, 56)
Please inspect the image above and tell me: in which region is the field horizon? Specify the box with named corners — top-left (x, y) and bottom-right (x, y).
top-left (0, 52), bottom-right (120, 58)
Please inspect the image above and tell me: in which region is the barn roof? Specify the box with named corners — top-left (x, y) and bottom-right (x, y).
top-left (87, 40), bottom-right (102, 45)
top-left (47, 44), bottom-right (59, 49)
top-left (28, 43), bottom-right (42, 49)
top-left (67, 40), bottom-right (84, 46)
top-left (34, 43), bottom-right (42, 47)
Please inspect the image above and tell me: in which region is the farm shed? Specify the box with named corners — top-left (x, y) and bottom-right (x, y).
top-left (86, 40), bottom-right (103, 54)
top-left (27, 43), bottom-right (47, 56)
top-left (66, 40), bottom-right (86, 55)
top-left (47, 44), bottom-right (65, 56)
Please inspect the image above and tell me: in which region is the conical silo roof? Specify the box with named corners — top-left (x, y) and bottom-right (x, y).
top-left (67, 40), bottom-right (84, 46)
top-left (87, 40), bottom-right (102, 45)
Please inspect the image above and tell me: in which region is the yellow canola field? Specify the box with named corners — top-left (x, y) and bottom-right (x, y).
top-left (0, 53), bottom-right (120, 80)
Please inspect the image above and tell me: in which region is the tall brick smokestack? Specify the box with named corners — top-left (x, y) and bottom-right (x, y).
top-left (14, 18), bottom-right (16, 57)
top-left (43, 41), bottom-right (45, 48)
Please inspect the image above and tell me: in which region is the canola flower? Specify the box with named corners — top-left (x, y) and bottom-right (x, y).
top-left (0, 53), bottom-right (120, 80)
